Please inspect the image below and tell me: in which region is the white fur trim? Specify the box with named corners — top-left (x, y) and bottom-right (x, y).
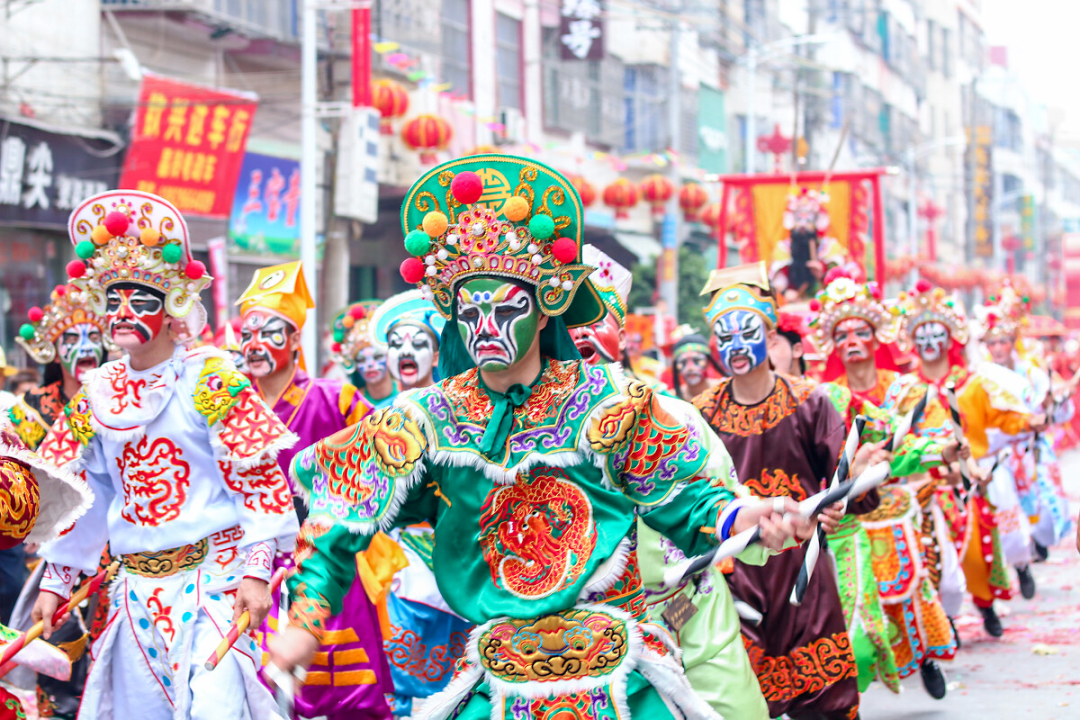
top-left (0, 439), bottom-right (93, 546)
top-left (581, 535), bottom-right (632, 595)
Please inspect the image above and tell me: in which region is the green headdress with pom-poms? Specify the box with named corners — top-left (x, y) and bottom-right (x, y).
top-left (398, 154), bottom-right (605, 328)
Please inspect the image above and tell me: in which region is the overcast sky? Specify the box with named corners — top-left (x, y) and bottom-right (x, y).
top-left (982, 0), bottom-right (1080, 144)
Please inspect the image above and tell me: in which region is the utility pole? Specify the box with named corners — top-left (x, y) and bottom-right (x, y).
top-left (658, 10), bottom-right (682, 332)
top-left (300, 0), bottom-right (319, 367)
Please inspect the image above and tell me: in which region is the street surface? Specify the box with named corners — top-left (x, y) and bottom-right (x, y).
top-left (861, 449), bottom-right (1080, 719)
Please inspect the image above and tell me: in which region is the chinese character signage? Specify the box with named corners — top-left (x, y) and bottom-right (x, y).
top-left (335, 107), bottom-right (381, 224)
top-left (119, 73), bottom-right (258, 218)
top-left (967, 125), bottom-right (993, 259)
top-left (560, 0), bottom-right (604, 61)
top-left (0, 118), bottom-right (120, 227)
top-left (228, 152), bottom-right (301, 258)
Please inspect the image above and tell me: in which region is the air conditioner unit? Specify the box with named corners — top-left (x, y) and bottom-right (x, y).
top-left (495, 107), bottom-right (525, 145)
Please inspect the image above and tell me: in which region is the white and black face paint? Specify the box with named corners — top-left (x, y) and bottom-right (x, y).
top-left (712, 310), bottom-right (768, 376)
top-left (387, 323), bottom-right (435, 388)
top-left (105, 286), bottom-right (166, 346)
top-left (356, 345), bottom-right (388, 384)
top-left (913, 321), bottom-right (950, 362)
top-left (57, 322), bottom-right (105, 382)
top-left (456, 280), bottom-right (537, 371)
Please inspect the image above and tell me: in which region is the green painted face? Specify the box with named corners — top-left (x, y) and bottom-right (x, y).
top-left (456, 278), bottom-right (540, 371)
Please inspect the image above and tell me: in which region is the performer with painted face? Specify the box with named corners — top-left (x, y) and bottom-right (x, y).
top-left (269, 155), bottom-right (834, 720)
top-left (670, 334), bottom-right (720, 402)
top-left (975, 284), bottom-right (1071, 590)
top-left (693, 263), bottom-right (865, 720)
top-left (30, 190), bottom-right (298, 719)
top-left (370, 290), bottom-right (445, 392)
top-left (328, 301), bottom-right (398, 408)
top-left (881, 281), bottom-right (1041, 638)
top-left (810, 272), bottom-right (961, 700)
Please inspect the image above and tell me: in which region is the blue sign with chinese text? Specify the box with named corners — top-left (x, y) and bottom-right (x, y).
top-left (228, 152), bottom-right (301, 257)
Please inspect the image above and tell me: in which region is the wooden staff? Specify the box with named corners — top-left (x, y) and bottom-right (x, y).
top-left (205, 567), bottom-right (287, 671)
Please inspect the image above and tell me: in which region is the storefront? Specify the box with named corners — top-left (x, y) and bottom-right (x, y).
top-left (0, 116), bottom-right (122, 366)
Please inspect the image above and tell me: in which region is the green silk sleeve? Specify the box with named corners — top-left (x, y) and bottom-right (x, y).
top-left (890, 435), bottom-right (946, 477)
top-left (287, 524), bottom-right (370, 638)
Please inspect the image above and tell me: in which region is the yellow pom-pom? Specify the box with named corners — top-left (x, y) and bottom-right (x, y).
top-left (504, 196), bottom-right (530, 222)
top-left (422, 211), bottom-right (449, 238)
top-left (898, 292), bottom-right (908, 301)
top-left (140, 228), bottom-right (161, 247)
top-left (91, 224), bottom-right (112, 246)
top-left (342, 315), bottom-right (355, 328)
top-left (933, 288), bottom-right (945, 299)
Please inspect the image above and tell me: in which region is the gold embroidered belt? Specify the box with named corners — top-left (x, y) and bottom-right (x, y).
top-left (122, 538), bottom-right (208, 578)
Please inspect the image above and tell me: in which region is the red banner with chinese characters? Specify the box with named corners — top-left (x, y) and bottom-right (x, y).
top-left (119, 73), bottom-right (258, 218)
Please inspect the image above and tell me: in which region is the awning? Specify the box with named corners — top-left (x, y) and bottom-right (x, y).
top-left (614, 232), bottom-right (662, 264)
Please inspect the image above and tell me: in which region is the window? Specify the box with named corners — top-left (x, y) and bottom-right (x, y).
top-left (541, 28), bottom-right (624, 146)
top-left (495, 13), bottom-right (522, 110)
top-left (623, 65), bottom-right (666, 152)
top-left (941, 28), bottom-right (952, 78)
top-left (441, 0), bottom-right (471, 97)
top-left (927, 19), bottom-right (937, 72)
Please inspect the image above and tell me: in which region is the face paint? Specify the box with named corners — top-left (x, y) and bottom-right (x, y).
top-left (356, 345), bottom-right (389, 384)
top-left (675, 349), bottom-right (709, 387)
top-left (105, 286), bottom-right (165, 347)
top-left (913, 321), bottom-right (950, 363)
top-left (569, 313), bottom-right (622, 366)
top-left (712, 310), bottom-right (768, 376)
top-left (240, 310), bottom-right (296, 378)
top-left (456, 278), bottom-right (539, 372)
top-left (833, 317), bottom-right (876, 365)
top-left (985, 334), bottom-right (1015, 366)
top-left (387, 323), bottom-right (435, 388)
top-left (625, 333), bottom-right (643, 358)
top-left (56, 322), bottom-right (105, 382)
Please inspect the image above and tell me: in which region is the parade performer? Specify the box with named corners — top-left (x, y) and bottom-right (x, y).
top-left (370, 289), bottom-right (445, 392)
top-left (8, 282), bottom-right (114, 717)
top-left (269, 154), bottom-right (827, 720)
top-left (977, 284), bottom-right (1072, 589)
top-left (882, 281), bottom-right (1040, 638)
top-left (670, 333), bottom-right (721, 402)
top-left (31, 189), bottom-right (299, 719)
top-left (693, 262), bottom-right (863, 720)
top-left (809, 272), bottom-right (958, 699)
top-left (573, 245), bottom-right (772, 720)
top-left (327, 300), bottom-right (398, 408)
top-left (769, 312), bottom-right (809, 378)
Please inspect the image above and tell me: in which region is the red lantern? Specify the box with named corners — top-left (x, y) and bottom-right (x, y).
top-left (639, 174), bottom-right (675, 215)
top-left (569, 175), bottom-right (597, 208)
top-left (699, 202), bottom-right (723, 230)
top-left (679, 183), bottom-right (708, 221)
top-left (372, 79), bottom-right (409, 134)
top-left (602, 178), bottom-right (639, 219)
top-left (401, 114), bottom-right (453, 164)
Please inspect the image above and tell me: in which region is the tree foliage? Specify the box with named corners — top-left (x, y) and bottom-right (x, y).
top-left (627, 245), bottom-right (710, 335)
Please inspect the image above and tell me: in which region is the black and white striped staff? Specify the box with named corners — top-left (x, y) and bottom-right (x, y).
top-left (943, 382), bottom-right (976, 494)
top-left (789, 415), bottom-right (867, 606)
top-left (662, 462), bottom-right (893, 590)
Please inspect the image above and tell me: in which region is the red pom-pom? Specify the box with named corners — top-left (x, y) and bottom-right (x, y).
top-left (400, 257), bottom-right (426, 284)
top-left (915, 279), bottom-right (932, 294)
top-left (54, 285), bottom-right (67, 297)
top-left (104, 211), bottom-right (130, 237)
top-left (823, 266), bottom-right (852, 285)
top-left (808, 299), bottom-right (821, 312)
top-left (185, 260), bottom-right (206, 279)
top-left (450, 171), bottom-right (484, 205)
top-left (552, 237), bottom-right (578, 263)
top-left (867, 281), bottom-right (882, 300)
top-left (349, 305), bottom-right (366, 320)
top-left (66, 260), bottom-right (86, 279)
top-left (331, 342), bottom-right (342, 352)
top-left (27, 306), bottom-right (44, 323)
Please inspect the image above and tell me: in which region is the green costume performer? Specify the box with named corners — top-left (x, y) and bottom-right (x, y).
top-left (283, 155), bottom-right (759, 720)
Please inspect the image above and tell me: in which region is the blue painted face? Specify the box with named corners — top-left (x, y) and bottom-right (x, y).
top-left (712, 310), bottom-right (768, 376)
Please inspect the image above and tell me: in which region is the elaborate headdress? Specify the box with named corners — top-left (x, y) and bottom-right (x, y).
top-left (976, 281), bottom-right (1028, 339)
top-left (583, 244), bottom-right (632, 325)
top-left (397, 154), bottom-right (604, 326)
top-left (783, 187), bottom-right (830, 232)
top-left (66, 190), bottom-right (211, 339)
top-left (236, 260), bottom-right (315, 331)
top-left (700, 262), bottom-right (778, 327)
top-left (16, 284), bottom-right (116, 365)
top-left (896, 279), bottom-right (969, 347)
top-left (370, 290), bottom-right (446, 349)
top-left (809, 270), bottom-right (897, 356)
top-left (328, 300), bottom-right (382, 371)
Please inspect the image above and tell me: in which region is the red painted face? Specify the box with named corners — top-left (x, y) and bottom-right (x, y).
top-left (240, 310), bottom-right (297, 377)
top-left (105, 286), bottom-right (166, 347)
top-left (569, 313), bottom-right (623, 366)
top-left (833, 317), bottom-right (876, 365)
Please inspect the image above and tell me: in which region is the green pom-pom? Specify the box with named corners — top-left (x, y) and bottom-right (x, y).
top-left (1022, 295), bottom-right (1030, 303)
top-left (162, 243), bottom-right (183, 264)
top-left (404, 230), bottom-right (431, 256)
top-left (333, 330), bottom-right (345, 343)
top-left (75, 241), bottom-right (96, 260)
top-left (529, 214), bottom-right (556, 240)
top-left (18, 324), bottom-right (34, 340)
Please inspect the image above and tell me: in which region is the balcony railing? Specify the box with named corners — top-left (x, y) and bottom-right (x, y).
top-left (102, 0), bottom-right (298, 43)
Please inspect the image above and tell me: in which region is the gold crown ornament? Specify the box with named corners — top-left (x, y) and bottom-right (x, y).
top-left (895, 279), bottom-right (969, 348)
top-left (67, 190), bottom-right (212, 340)
top-left (808, 272), bottom-right (897, 356)
top-left (328, 300), bottom-right (382, 371)
top-left (16, 284), bottom-right (116, 365)
top-left (976, 281), bottom-right (1028, 339)
top-left (398, 154), bottom-right (604, 327)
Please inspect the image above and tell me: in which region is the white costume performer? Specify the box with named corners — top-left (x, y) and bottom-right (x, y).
top-left (35, 190), bottom-right (298, 719)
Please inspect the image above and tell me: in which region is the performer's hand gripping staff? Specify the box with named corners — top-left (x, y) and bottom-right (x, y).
top-left (205, 567), bottom-right (288, 671)
top-left (943, 382), bottom-right (988, 494)
top-left (663, 455), bottom-right (894, 591)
